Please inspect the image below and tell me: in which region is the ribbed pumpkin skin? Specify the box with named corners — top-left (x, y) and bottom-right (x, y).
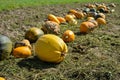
top-left (0, 35), bottom-right (12, 60)
top-left (35, 34), bottom-right (68, 63)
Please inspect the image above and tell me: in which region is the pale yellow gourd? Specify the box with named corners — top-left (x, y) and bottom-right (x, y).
top-left (35, 34), bottom-right (68, 63)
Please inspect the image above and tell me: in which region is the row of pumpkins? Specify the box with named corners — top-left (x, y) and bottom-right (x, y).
top-left (0, 3), bottom-right (116, 64)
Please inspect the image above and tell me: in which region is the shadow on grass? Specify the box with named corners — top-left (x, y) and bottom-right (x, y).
top-left (75, 31), bottom-right (87, 35)
top-left (17, 56), bottom-right (58, 70)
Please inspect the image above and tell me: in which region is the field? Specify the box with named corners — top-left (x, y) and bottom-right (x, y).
top-left (0, 0), bottom-right (120, 80)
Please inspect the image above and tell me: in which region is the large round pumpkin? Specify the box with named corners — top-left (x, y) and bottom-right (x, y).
top-left (0, 34), bottom-right (12, 60)
top-left (35, 34), bottom-right (68, 63)
top-left (25, 27), bottom-right (44, 43)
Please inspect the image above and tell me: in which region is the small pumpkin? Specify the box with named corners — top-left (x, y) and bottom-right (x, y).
top-left (65, 14), bottom-right (74, 22)
top-left (95, 13), bottom-right (106, 19)
top-left (96, 18), bottom-right (106, 25)
top-left (69, 9), bottom-right (78, 14)
top-left (75, 12), bottom-right (84, 19)
top-left (48, 14), bottom-right (60, 24)
top-left (41, 21), bottom-right (60, 34)
top-left (68, 19), bottom-right (77, 26)
top-left (14, 39), bottom-right (32, 49)
top-left (80, 21), bottom-right (95, 33)
top-left (35, 34), bottom-right (68, 63)
top-left (87, 17), bottom-right (95, 21)
top-left (0, 77), bottom-right (6, 80)
top-left (88, 19), bottom-right (98, 27)
top-left (25, 27), bottom-right (44, 43)
top-left (62, 30), bottom-right (75, 42)
top-left (0, 34), bottom-right (12, 60)
top-left (56, 17), bottom-right (66, 23)
top-left (13, 46), bottom-right (31, 58)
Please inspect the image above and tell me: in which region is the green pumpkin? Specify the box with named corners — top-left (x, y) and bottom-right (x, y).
top-left (0, 34), bottom-right (12, 60)
top-left (25, 27), bottom-right (44, 43)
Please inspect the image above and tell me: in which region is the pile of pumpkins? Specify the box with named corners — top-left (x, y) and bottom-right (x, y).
top-left (0, 3), bottom-right (116, 63)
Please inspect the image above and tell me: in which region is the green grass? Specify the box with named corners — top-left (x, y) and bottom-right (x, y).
top-left (0, 0), bottom-right (119, 11)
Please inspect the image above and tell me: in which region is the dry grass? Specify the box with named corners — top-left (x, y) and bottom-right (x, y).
top-left (0, 2), bottom-right (120, 80)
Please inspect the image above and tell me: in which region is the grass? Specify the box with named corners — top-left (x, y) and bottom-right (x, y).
top-left (0, 0), bottom-right (119, 11)
top-left (0, 0), bottom-right (120, 80)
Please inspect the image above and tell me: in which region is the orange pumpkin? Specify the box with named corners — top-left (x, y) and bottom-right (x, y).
top-left (88, 19), bottom-right (98, 27)
top-left (13, 46), bottom-right (31, 58)
top-left (69, 9), bottom-right (78, 14)
top-left (74, 12), bottom-right (84, 19)
top-left (96, 18), bottom-right (106, 25)
top-left (57, 17), bottom-right (66, 23)
top-left (48, 14), bottom-right (60, 24)
top-left (80, 21), bottom-right (95, 33)
top-left (62, 30), bottom-right (75, 42)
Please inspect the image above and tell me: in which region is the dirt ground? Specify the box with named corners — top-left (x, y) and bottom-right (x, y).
top-left (0, 2), bottom-right (120, 80)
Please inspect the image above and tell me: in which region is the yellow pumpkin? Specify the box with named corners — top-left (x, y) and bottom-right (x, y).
top-left (13, 46), bottom-right (31, 58)
top-left (35, 34), bottom-right (68, 63)
top-left (62, 30), bottom-right (75, 42)
top-left (48, 14), bottom-right (60, 24)
top-left (96, 18), bottom-right (106, 25)
top-left (68, 19), bottom-right (77, 26)
top-left (87, 17), bottom-right (94, 21)
top-left (0, 77), bottom-right (6, 80)
top-left (80, 21), bottom-right (95, 33)
top-left (65, 14), bottom-right (74, 22)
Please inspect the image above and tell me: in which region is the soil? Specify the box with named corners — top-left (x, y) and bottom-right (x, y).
top-left (0, 2), bottom-right (120, 80)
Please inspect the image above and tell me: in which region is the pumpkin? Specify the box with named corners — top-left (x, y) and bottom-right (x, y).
top-left (25, 27), bottom-right (44, 43)
top-left (57, 17), bottom-right (66, 23)
top-left (42, 21), bottom-right (60, 34)
top-left (0, 34), bottom-right (12, 60)
top-left (35, 34), bottom-right (68, 63)
top-left (80, 21), bottom-right (95, 33)
top-left (62, 30), bottom-right (75, 42)
top-left (13, 46), bottom-right (31, 58)
top-left (68, 19), bottom-right (77, 26)
top-left (69, 9), bottom-right (78, 14)
top-left (87, 12), bottom-right (97, 17)
top-left (48, 14), bottom-right (60, 24)
top-left (65, 14), bottom-right (74, 22)
top-left (14, 39), bottom-right (32, 49)
top-left (96, 18), bottom-right (106, 25)
top-left (87, 17), bottom-right (94, 21)
top-left (95, 13), bottom-right (106, 19)
top-left (88, 19), bottom-right (98, 27)
top-left (0, 77), bottom-right (6, 80)
top-left (74, 12), bottom-right (84, 19)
